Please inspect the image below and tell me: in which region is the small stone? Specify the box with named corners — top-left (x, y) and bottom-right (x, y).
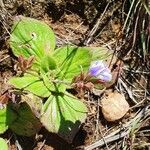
top-left (101, 92), bottom-right (129, 122)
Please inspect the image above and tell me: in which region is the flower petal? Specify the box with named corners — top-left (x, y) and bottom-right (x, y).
top-left (97, 71), bottom-right (112, 81)
top-left (89, 60), bottom-right (112, 82)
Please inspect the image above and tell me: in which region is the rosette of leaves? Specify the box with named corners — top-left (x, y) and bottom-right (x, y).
top-left (8, 16), bottom-right (111, 142)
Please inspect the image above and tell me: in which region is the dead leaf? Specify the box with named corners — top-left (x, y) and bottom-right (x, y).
top-left (0, 93), bottom-right (9, 105)
top-left (101, 92), bottom-right (129, 122)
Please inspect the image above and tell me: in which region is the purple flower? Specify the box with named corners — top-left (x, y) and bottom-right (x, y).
top-left (89, 60), bottom-right (112, 82)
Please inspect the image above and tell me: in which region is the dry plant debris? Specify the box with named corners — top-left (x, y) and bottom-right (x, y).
top-left (101, 91), bottom-right (129, 122)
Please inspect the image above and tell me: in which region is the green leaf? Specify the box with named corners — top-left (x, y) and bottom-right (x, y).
top-left (41, 73), bottom-right (67, 93)
top-left (24, 79), bottom-right (51, 97)
top-left (40, 92), bottom-right (87, 143)
top-left (53, 46), bottom-right (92, 81)
top-left (8, 74), bottom-right (51, 97)
top-left (0, 104), bottom-right (17, 134)
top-left (9, 72), bottom-right (67, 97)
top-left (89, 47), bottom-right (113, 61)
top-left (21, 93), bottom-right (43, 118)
top-left (10, 16), bottom-right (55, 59)
top-left (0, 108), bottom-right (8, 134)
top-left (0, 138), bottom-right (8, 150)
top-left (10, 102), bottom-right (41, 136)
top-left (40, 54), bottom-right (57, 73)
top-left (9, 74), bottom-right (40, 89)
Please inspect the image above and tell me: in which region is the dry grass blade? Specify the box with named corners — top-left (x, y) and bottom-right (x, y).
top-left (118, 78), bottom-right (138, 104)
top-left (123, 0), bottom-right (136, 31)
top-left (84, 105), bottom-right (150, 150)
top-left (84, 131), bottom-right (129, 150)
top-left (141, 0), bottom-right (150, 15)
top-left (84, 2), bottom-right (110, 45)
top-left (14, 134), bottom-right (22, 150)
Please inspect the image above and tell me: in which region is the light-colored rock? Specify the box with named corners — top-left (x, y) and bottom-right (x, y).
top-left (101, 92), bottom-right (129, 122)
